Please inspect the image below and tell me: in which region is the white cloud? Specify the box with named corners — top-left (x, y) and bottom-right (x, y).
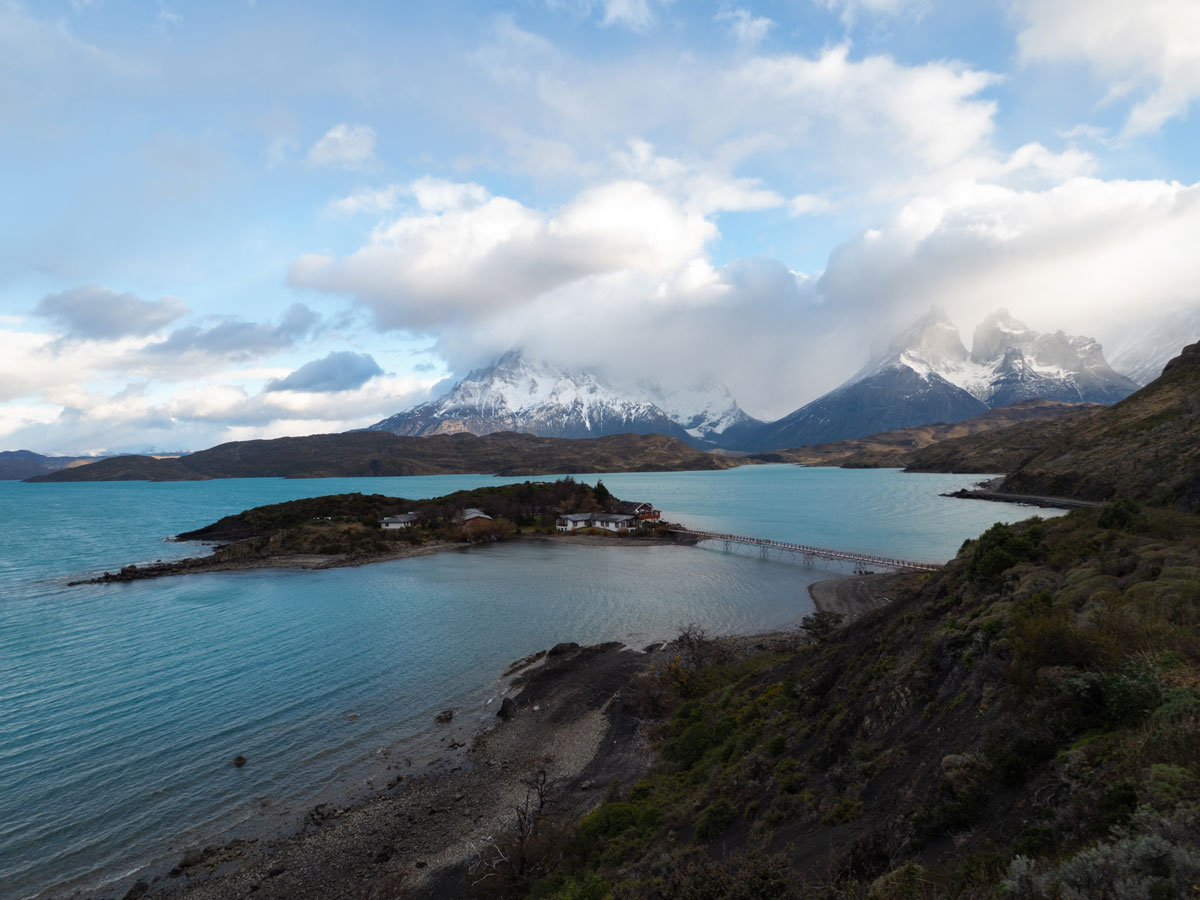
top-left (735, 46), bottom-right (1000, 172)
top-left (307, 123), bottom-right (377, 169)
top-left (290, 179), bottom-right (717, 330)
top-left (789, 193), bottom-right (832, 216)
top-left (1012, 0), bottom-right (1200, 137)
top-left (715, 7), bottom-right (774, 51)
top-left (817, 0), bottom-right (928, 25)
top-left (328, 184), bottom-right (403, 216)
top-left (814, 176), bottom-right (1200, 349)
top-left (600, 0), bottom-right (668, 31)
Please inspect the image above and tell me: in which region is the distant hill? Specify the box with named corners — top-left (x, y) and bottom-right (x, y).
top-left (887, 338), bottom-right (1200, 509)
top-left (26, 431), bottom-right (738, 482)
top-left (996, 338), bottom-right (1200, 510)
top-left (0, 450), bottom-right (97, 480)
top-left (746, 399), bottom-right (1096, 469)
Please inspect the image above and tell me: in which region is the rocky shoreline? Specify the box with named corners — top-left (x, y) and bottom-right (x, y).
top-left (75, 572), bottom-right (900, 900)
top-left (70, 531), bottom-right (697, 586)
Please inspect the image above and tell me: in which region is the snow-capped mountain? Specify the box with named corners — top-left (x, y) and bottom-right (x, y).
top-left (367, 352), bottom-right (761, 448)
top-left (746, 308), bottom-right (1137, 451)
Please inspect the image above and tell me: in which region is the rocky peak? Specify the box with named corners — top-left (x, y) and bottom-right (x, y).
top-left (971, 308), bottom-right (1039, 364)
top-left (1163, 340), bottom-right (1200, 374)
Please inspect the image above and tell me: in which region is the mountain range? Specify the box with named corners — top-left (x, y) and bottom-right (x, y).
top-left (367, 352), bottom-right (762, 449)
top-left (368, 309), bottom-right (1141, 452)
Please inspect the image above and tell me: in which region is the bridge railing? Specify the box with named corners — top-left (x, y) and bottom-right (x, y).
top-left (669, 529), bottom-right (941, 573)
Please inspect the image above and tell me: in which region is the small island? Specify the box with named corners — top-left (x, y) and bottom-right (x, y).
top-left (76, 479), bottom-right (694, 585)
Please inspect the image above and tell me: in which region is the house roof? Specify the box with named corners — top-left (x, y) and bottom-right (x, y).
top-left (463, 508), bottom-right (493, 520)
top-left (616, 500), bottom-right (654, 514)
top-left (591, 513), bottom-right (637, 524)
top-left (558, 513), bottom-right (594, 522)
top-left (381, 513), bottom-right (418, 523)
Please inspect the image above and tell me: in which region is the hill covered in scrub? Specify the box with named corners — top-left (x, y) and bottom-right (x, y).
top-left (27, 431), bottom-right (736, 482)
top-left (996, 340), bottom-right (1200, 510)
top-left (463, 502), bottom-right (1200, 899)
top-left (884, 339), bottom-right (1200, 511)
top-left (747, 400), bottom-right (1096, 469)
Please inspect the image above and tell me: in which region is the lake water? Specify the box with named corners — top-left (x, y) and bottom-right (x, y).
top-left (0, 466), bottom-right (1059, 898)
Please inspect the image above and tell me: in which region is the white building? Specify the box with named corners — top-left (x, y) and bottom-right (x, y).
top-left (380, 513), bottom-right (418, 530)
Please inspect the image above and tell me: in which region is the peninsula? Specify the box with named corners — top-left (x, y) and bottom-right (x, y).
top-left (76, 479), bottom-right (692, 585)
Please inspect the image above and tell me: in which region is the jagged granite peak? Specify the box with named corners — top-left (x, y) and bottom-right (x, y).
top-left (745, 307), bottom-right (1139, 452)
top-left (968, 309), bottom-right (1138, 405)
top-left (366, 352), bottom-right (761, 448)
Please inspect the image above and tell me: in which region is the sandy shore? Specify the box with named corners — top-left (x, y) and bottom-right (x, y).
top-left (74, 570), bottom-right (905, 900)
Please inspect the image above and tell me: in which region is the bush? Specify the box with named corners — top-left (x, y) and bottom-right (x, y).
top-left (695, 799), bottom-right (737, 841)
top-left (1098, 498), bottom-right (1147, 532)
top-left (966, 521), bottom-right (1043, 584)
top-left (1003, 806), bottom-right (1200, 900)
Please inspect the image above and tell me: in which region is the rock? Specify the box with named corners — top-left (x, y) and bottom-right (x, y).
top-left (497, 696), bottom-right (516, 720)
top-left (122, 879), bottom-right (151, 900)
top-left (179, 849), bottom-right (205, 868)
top-left (232, 754), bottom-right (247, 768)
top-left (267, 866), bottom-right (285, 878)
top-left (548, 641), bottom-right (580, 657)
top-left (435, 708), bottom-right (454, 724)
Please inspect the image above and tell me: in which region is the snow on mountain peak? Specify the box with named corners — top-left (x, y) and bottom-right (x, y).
top-left (368, 352), bottom-right (758, 446)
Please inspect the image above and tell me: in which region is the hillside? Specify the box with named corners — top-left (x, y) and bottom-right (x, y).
top-left (996, 340), bottom-right (1200, 510)
top-left (454, 503), bottom-right (1200, 899)
top-left (27, 431), bottom-right (737, 482)
top-left (0, 450), bottom-right (100, 480)
top-left (748, 400), bottom-right (1095, 468)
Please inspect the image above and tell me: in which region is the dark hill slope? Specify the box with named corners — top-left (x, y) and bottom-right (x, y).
top-left (513, 505), bottom-right (1200, 899)
top-left (748, 399), bottom-right (1096, 469)
top-left (996, 339), bottom-right (1200, 510)
top-left (27, 431), bottom-right (735, 482)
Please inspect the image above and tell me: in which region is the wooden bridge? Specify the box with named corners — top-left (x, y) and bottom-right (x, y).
top-left (669, 529), bottom-right (942, 573)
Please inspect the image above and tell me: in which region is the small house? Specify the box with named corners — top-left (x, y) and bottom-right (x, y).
top-left (590, 513), bottom-right (638, 532)
top-left (461, 508), bottom-right (492, 523)
top-left (556, 513), bottom-right (594, 532)
top-left (381, 512), bottom-right (418, 530)
top-left (616, 500), bottom-right (661, 521)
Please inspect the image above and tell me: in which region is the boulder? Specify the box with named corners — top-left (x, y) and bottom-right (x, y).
top-left (435, 708), bottom-right (454, 724)
top-left (497, 697), bottom-right (516, 721)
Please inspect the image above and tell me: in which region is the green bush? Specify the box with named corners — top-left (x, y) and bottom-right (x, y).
top-left (967, 521), bottom-right (1043, 584)
top-left (695, 799), bottom-right (737, 841)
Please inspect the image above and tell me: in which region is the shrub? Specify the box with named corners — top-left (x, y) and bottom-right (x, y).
top-left (695, 799), bottom-right (738, 841)
top-left (1098, 498), bottom-right (1147, 532)
top-left (1003, 806), bottom-right (1200, 900)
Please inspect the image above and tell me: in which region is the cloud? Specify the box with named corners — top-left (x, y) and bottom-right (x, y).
top-left (600, 0), bottom-right (669, 31)
top-left (817, 0), bottom-right (928, 24)
top-left (290, 179), bottom-right (716, 330)
top-left (138, 303), bottom-right (321, 362)
top-left (265, 350), bottom-right (383, 393)
top-left (307, 123), bottom-right (377, 169)
top-left (715, 7), bottom-right (774, 50)
top-left (734, 46), bottom-right (999, 172)
top-left (812, 176), bottom-right (1200, 349)
top-left (329, 184), bottom-right (403, 215)
top-left (35, 285), bottom-right (189, 339)
top-left (789, 193), bottom-right (833, 216)
top-left (1012, 0), bottom-right (1200, 137)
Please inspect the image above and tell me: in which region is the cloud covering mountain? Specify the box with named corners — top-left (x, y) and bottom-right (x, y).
top-left (2, 1), bottom-right (1200, 454)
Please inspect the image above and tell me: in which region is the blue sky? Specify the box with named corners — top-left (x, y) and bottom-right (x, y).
top-left (3, 0), bottom-right (1200, 453)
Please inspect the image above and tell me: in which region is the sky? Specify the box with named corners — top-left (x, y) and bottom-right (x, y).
top-left (2, 0), bottom-right (1200, 455)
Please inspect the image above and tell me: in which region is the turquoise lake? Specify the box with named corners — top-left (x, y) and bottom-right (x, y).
top-left (0, 466), bottom-right (1060, 898)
